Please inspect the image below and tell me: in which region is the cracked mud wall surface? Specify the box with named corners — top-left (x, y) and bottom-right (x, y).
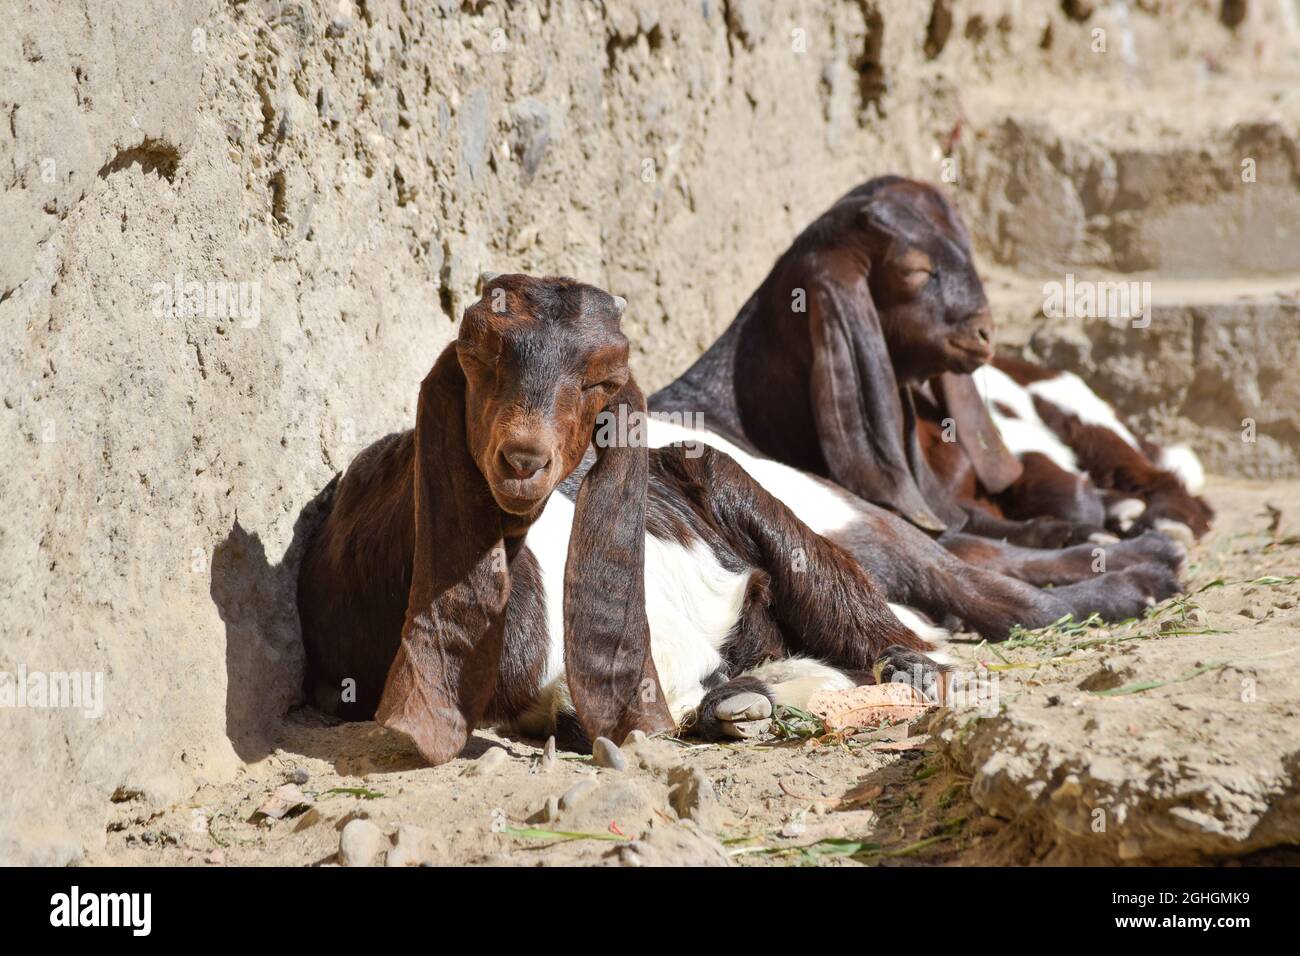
top-left (1, 1), bottom-right (1296, 863)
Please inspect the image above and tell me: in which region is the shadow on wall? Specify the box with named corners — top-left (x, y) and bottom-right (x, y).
top-left (209, 479), bottom-right (337, 762)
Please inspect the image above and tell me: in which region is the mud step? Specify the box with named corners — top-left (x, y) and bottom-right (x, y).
top-left (952, 53), bottom-right (1300, 278)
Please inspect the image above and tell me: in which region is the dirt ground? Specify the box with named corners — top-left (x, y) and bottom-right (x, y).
top-left (91, 476), bottom-right (1299, 867)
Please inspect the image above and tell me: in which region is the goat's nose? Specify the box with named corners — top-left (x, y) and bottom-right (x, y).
top-left (500, 444), bottom-right (551, 479)
top-left (969, 309), bottom-right (994, 345)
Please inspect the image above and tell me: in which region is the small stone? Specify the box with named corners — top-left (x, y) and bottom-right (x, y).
top-left (529, 794), bottom-right (560, 824)
top-left (257, 783), bottom-right (311, 820)
top-left (622, 729), bottom-right (678, 774)
top-left (338, 818), bottom-right (385, 867)
top-left (161, 830), bottom-right (181, 846)
top-left (669, 766), bottom-right (722, 830)
top-left (286, 767), bottom-right (310, 785)
top-left (559, 778), bottom-right (598, 811)
top-left (386, 824), bottom-right (435, 867)
top-left (141, 830), bottom-right (158, 845)
top-left (538, 736), bottom-right (557, 772)
top-left (592, 736), bottom-right (627, 771)
top-left (463, 746), bottom-right (509, 777)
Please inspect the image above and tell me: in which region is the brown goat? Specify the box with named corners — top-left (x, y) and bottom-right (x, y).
top-left (650, 176), bottom-right (1101, 549)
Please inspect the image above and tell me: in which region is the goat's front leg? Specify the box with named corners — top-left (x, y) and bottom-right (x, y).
top-left (656, 446), bottom-right (935, 669)
top-left (957, 504), bottom-right (1097, 549)
top-left (939, 529), bottom-right (1185, 587)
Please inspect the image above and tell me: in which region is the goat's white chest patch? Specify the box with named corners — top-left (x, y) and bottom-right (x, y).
top-left (646, 419), bottom-right (860, 534)
top-left (523, 491), bottom-right (750, 720)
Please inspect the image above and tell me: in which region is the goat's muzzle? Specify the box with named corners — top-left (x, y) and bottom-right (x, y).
top-left (489, 434), bottom-right (558, 513)
top-left (947, 310), bottom-right (995, 372)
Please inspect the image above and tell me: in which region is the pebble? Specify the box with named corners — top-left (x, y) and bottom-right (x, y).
top-left (668, 766), bottom-right (721, 829)
top-left (386, 824), bottom-right (434, 867)
top-left (559, 778), bottom-right (598, 811)
top-left (286, 767), bottom-right (310, 785)
top-left (531, 794), bottom-right (560, 824)
top-left (463, 746), bottom-right (508, 777)
top-left (338, 819), bottom-right (385, 867)
top-left (538, 736), bottom-right (556, 772)
top-left (592, 736), bottom-right (627, 771)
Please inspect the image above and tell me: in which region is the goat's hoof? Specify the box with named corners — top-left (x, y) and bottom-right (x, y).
top-left (873, 645), bottom-right (945, 702)
top-left (713, 692), bottom-right (773, 739)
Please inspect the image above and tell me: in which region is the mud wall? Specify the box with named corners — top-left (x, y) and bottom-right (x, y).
top-left (2, 0), bottom-right (1296, 863)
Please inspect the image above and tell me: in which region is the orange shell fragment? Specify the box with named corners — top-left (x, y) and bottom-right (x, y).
top-left (806, 682), bottom-right (935, 732)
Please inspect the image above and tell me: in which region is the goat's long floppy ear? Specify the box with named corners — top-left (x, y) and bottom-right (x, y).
top-left (808, 269), bottom-right (948, 531)
top-left (935, 372), bottom-right (1023, 494)
top-left (563, 374), bottom-right (675, 744)
top-left (374, 346), bottom-right (510, 766)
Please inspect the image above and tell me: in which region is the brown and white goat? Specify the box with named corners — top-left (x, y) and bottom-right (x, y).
top-left (297, 274), bottom-right (951, 761)
top-left (971, 355), bottom-right (1213, 545)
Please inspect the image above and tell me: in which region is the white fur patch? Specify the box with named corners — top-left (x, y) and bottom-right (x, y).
top-left (742, 656), bottom-right (856, 709)
top-left (646, 418), bottom-right (859, 535)
top-left (888, 603), bottom-right (954, 667)
top-left (520, 492), bottom-right (751, 728)
top-left (643, 535), bottom-right (750, 721)
top-left (970, 365), bottom-right (1080, 472)
top-left (887, 603), bottom-right (948, 642)
top-left (1158, 444), bottom-right (1206, 494)
top-left (1026, 370), bottom-right (1142, 452)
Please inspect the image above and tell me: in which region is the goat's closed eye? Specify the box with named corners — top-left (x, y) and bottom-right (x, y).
top-left (902, 267), bottom-right (933, 293)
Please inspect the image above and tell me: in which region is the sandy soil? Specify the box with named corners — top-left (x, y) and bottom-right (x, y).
top-left (90, 477), bottom-right (1299, 867)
